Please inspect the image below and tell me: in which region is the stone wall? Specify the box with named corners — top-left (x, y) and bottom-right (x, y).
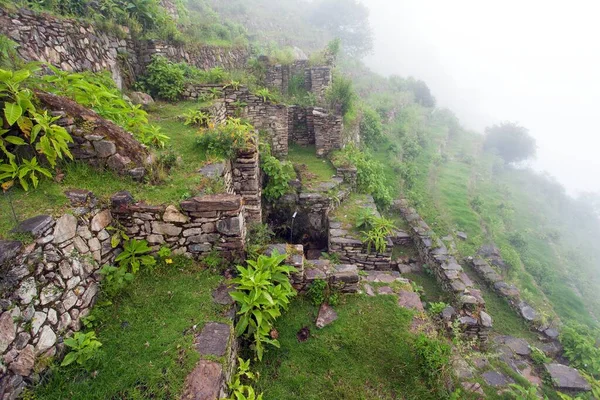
top-left (394, 199), bottom-right (492, 343)
top-left (305, 67), bottom-right (332, 103)
top-left (0, 192), bottom-right (117, 398)
top-left (311, 107), bottom-right (343, 157)
top-left (137, 40), bottom-right (250, 72)
top-left (0, 7), bottom-right (136, 89)
top-left (263, 60), bottom-right (329, 103)
top-left (35, 91), bottom-right (150, 181)
top-left (111, 192), bottom-right (246, 260)
top-left (231, 147), bottom-right (262, 225)
top-left (288, 106), bottom-right (313, 145)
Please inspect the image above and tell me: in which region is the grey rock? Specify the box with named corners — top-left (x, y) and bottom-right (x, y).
top-left (9, 345), bottom-right (35, 376)
top-left (0, 312), bottom-right (16, 353)
top-left (14, 332), bottom-right (31, 350)
top-left (544, 328), bottom-right (560, 340)
top-left (441, 306), bottom-right (456, 320)
top-left (482, 370), bottom-right (513, 387)
top-left (480, 311), bottom-right (493, 328)
top-left (212, 284), bottom-right (234, 306)
top-left (545, 363), bottom-right (591, 391)
top-left (40, 284), bottom-right (61, 305)
top-left (35, 326), bottom-right (56, 355)
top-left (152, 221), bottom-right (182, 236)
top-left (456, 231), bottom-right (468, 241)
top-left (16, 278), bottom-right (37, 305)
top-left (53, 214), bottom-right (77, 244)
top-left (0, 240), bottom-right (23, 265)
top-left (93, 140), bottom-right (117, 158)
top-left (518, 302), bottom-right (538, 322)
top-left (31, 311), bottom-right (47, 335)
top-left (316, 303), bottom-right (338, 329)
top-left (363, 284), bottom-right (375, 297)
top-left (195, 322), bottom-right (231, 357)
top-left (198, 162), bottom-right (226, 179)
top-left (216, 215), bottom-right (243, 236)
top-left (181, 360), bottom-right (223, 400)
top-left (91, 210), bottom-right (112, 232)
top-left (163, 205), bottom-right (188, 223)
top-left (106, 153), bottom-right (132, 171)
top-left (397, 291), bottom-right (424, 311)
top-left (129, 91), bottom-right (154, 106)
top-left (11, 215), bottom-right (53, 237)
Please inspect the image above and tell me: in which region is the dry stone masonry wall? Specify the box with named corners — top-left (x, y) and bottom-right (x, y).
top-left (394, 199), bottom-right (492, 343)
top-left (0, 191), bottom-right (117, 398)
top-left (0, 7), bottom-right (136, 89)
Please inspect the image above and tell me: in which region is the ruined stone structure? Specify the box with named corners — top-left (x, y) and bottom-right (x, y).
top-left (231, 146), bottom-right (262, 225)
top-left (304, 67), bottom-right (332, 103)
top-left (0, 7), bottom-right (137, 89)
top-left (36, 91), bottom-right (150, 181)
top-left (394, 199), bottom-right (492, 343)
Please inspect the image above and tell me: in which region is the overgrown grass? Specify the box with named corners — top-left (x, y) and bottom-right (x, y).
top-left (287, 144), bottom-right (336, 187)
top-left (34, 265), bottom-right (228, 399)
top-left (403, 272), bottom-right (452, 305)
top-left (254, 295), bottom-right (443, 400)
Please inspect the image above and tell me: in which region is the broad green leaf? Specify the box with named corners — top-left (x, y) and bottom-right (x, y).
top-left (4, 103), bottom-right (23, 126)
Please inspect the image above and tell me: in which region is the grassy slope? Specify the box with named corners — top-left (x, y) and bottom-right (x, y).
top-left (254, 296), bottom-right (442, 400)
top-left (287, 144), bottom-right (337, 188)
top-left (34, 265), bottom-right (227, 399)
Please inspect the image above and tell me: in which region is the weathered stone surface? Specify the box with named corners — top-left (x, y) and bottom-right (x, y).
top-left (152, 221), bottom-right (183, 236)
top-left (65, 189), bottom-right (93, 205)
top-left (545, 363), bottom-right (591, 391)
top-left (93, 140), bottom-right (117, 158)
top-left (316, 303), bottom-right (338, 329)
top-left (35, 326), bottom-right (56, 355)
top-left (544, 328), bottom-right (560, 340)
top-left (107, 153), bottom-right (132, 171)
top-left (503, 336), bottom-right (531, 356)
top-left (181, 360), bottom-right (223, 400)
top-left (212, 284), bottom-right (234, 306)
top-left (91, 210), bottom-right (112, 232)
top-left (480, 311), bottom-right (493, 328)
top-left (216, 215), bottom-right (242, 236)
top-left (0, 240), bottom-right (22, 265)
top-left (31, 311), bottom-right (47, 335)
top-left (482, 371), bottom-right (513, 387)
top-left (163, 205), bottom-right (189, 223)
top-left (363, 284), bottom-right (375, 297)
top-left (11, 215), bottom-right (53, 237)
top-left (0, 312), bottom-right (16, 353)
top-left (195, 322), bottom-right (230, 357)
top-left (16, 278), bottom-right (37, 305)
top-left (129, 91), bottom-right (154, 106)
top-left (10, 345), bottom-right (35, 376)
top-left (53, 214), bottom-right (77, 243)
top-left (180, 195), bottom-right (241, 212)
top-left (518, 302), bottom-right (538, 322)
top-left (40, 284), bottom-right (61, 305)
top-left (397, 291), bottom-right (424, 311)
top-left (198, 162), bottom-right (226, 179)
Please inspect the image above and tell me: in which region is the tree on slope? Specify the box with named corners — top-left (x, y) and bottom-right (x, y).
top-left (483, 122), bottom-right (536, 164)
top-left (309, 0), bottom-right (374, 57)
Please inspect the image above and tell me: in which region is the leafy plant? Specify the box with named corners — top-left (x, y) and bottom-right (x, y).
top-left (230, 251), bottom-right (297, 361)
top-left (320, 252), bottom-right (340, 264)
top-left (254, 88), bottom-right (278, 103)
top-left (227, 358), bottom-right (264, 400)
top-left (261, 149), bottom-right (294, 201)
top-left (196, 117), bottom-right (256, 159)
top-left (183, 110), bottom-right (211, 127)
top-left (428, 302), bottom-right (449, 315)
top-left (325, 72), bottom-right (356, 117)
top-left (361, 217), bottom-right (395, 253)
top-left (306, 279), bottom-right (327, 306)
top-left (115, 239), bottom-right (156, 273)
top-left (560, 323), bottom-right (600, 376)
top-left (360, 106), bottom-right (384, 147)
top-left (138, 55), bottom-right (185, 101)
top-left (61, 331), bottom-right (102, 370)
top-left (414, 334), bottom-right (452, 396)
top-left (506, 384), bottom-right (545, 400)
top-left (354, 208), bottom-right (376, 230)
top-left (99, 264), bottom-right (134, 297)
top-left (530, 346), bottom-right (550, 366)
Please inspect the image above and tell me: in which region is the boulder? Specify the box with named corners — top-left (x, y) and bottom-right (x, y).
top-left (128, 91), bottom-right (154, 107)
top-left (545, 363), bottom-right (591, 391)
top-left (53, 214), bottom-right (77, 244)
top-left (195, 322), bottom-right (231, 357)
top-left (181, 360), bottom-right (223, 400)
top-left (10, 215), bottom-right (53, 237)
top-left (316, 303), bottom-right (338, 328)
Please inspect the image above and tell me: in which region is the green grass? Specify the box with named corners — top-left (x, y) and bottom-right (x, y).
top-left (254, 295), bottom-right (442, 400)
top-left (403, 272), bottom-right (451, 304)
top-left (34, 264), bottom-right (228, 399)
top-left (287, 144), bottom-right (336, 187)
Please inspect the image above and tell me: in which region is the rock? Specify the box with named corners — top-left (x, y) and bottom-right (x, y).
top-left (35, 326), bottom-right (56, 355)
top-left (65, 189), bottom-right (93, 205)
top-left (180, 195), bottom-right (241, 212)
top-left (11, 215), bottom-right (53, 237)
top-left (31, 311), bottom-right (47, 335)
top-left (10, 345), bottom-right (35, 376)
top-left (107, 153), bottom-right (132, 171)
top-left (316, 303), bottom-right (338, 328)
top-left (198, 162), bottom-right (226, 179)
top-left (163, 205), bottom-right (188, 223)
top-left (363, 284), bottom-right (375, 297)
top-left (62, 290), bottom-right (77, 311)
top-left (0, 240), bottom-right (23, 265)
top-left (129, 91), bottom-right (154, 106)
top-left (93, 140), bottom-right (117, 158)
top-left (216, 215), bottom-right (243, 236)
top-left (0, 312), bottom-right (16, 353)
top-left (545, 363), bottom-right (591, 391)
top-left (377, 286), bottom-right (394, 295)
top-left (14, 332), bottom-right (31, 350)
top-left (441, 306), bottom-right (456, 321)
top-left (544, 328), bottom-right (560, 340)
top-left (195, 322), bottom-right (231, 357)
top-left (111, 191), bottom-right (134, 209)
top-left (53, 214), bottom-right (77, 243)
top-left (397, 291), bottom-right (424, 311)
top-left (518, 302), bottom-right (538, 322)
top-left (40, 284), bottom-right (61, 305)
top-left (91, 210), bottom-right (112, 232)
top-left (152, 221), bottom-right (182, 236)
top-left (456, 231), bottom-right (468, 241)
top-left (482, 370), bottom-right (513, 387)
top-left (181, 360), bottom-right (223, 400)
top-left (16, 278), bottom-right (37, 305)
top-left (541, 341), bottom-right (563, 358)
top-left (502, 336), bottom-right (531, 356)
top-left (212, 284), bottom-right (234, 306)
top-left (480, 311), bottom-right (493, 328)
top-left (461, 382), bottom-right (484, 396)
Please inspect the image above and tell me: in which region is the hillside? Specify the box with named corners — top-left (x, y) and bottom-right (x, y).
top-left (0, 0), bottom-right (599, 399)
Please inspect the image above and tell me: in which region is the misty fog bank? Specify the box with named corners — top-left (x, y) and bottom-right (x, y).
top-left (362, 0), bottom-right (600, 195)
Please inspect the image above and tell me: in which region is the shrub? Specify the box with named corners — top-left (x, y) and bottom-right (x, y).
top-left (230, 251), bottom-right (297, 361)
top-left (325, 72), bottom-right (356, 117)
top-left (529, 346), bottom-right (550, 366)
top-left (260, 148), bottom-right (294, 201)
top-left (183, 109), bottom-right (211, 127)
top-left (196, 118), bottom-right (256, 159)
top-left (414, 334), bottom-right (453, 395)
top-left (560, 324), bottom-right (600, 377)
top-left (138, 56), bottom-right (185, 101)
top-left (227, 358), bottom-right (263, 400)
top-left (361, 216), bottom-right (395, 253)
top-left (359, 107), bottom-right (384, 147)
top-left (428, 302), bottom-right (449, 315)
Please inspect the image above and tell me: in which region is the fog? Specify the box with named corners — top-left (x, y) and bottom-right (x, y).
top-left (362, 0), bottom-right (600, 195)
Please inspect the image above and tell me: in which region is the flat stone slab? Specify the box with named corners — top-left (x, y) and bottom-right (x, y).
top-left (0, 241), bottom-right (22, 265)
top-left (363, 284), bottom-right (375, 297)
top-left (482, 371), bottom-right (513, 387)
top-left (181, 359), bottom-right (223, 400)
top-left (316, 303), bottom-right (338, 329)
top-left (518, 302), bottom-right (538, 321)
top-left (198, 162), bottom-right (226, 179)
top-left (211, 284), bottom-right (234, 306)
top-left (377, 286), bottom-right (395, 295)
top-left (11, 215), bottom-right (53, 237)
top-left (501, 336), bottom-right (531, 356)
top-left (545, 363), bottom-right (591, 391)
top-left (195, 323), bottom-right (231, 357)
top-left (397, 291), bottom-right (424, 311)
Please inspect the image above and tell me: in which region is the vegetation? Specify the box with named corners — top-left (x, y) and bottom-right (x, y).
top-left (230, 251), bottom-right (297, 361)
top-left (196, 117), bottom-right (256, 159)
top-left (60, 331), bottom-right (103, 370)
top-left (414, 334), bottom-right (453, 397)
top-left (325, 71), bottom-right (356, 118)
top-left (484, 122), bottom-right (537, 164)
top-left (260, 145), bottom-right (294, 201)
top-left (227, 359), bottom-right (264, 400)
top-left (560, 324), bottom-right (600, 377)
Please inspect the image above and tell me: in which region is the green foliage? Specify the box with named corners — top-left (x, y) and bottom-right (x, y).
top-left (138, 56), bottom-right (185, 101)
top-left (115, 238), bottom-right (156, 274)
top-left (414, 334), bottom-right (452, 396)
top-left (506, 384), bottom-right (544, 400)
top-left (428, 302), bottom-right (449, 315)
top-left (359, 106), bottom-right (384, 147)
top-left (0, 35), bottom-right (20, 69)
top-left (99, 264), bottom-right (135, 296)
top-left (331, 144), bottom-right (392, 207)
top-left (320, 252), bottom-right (340, 264)
top-left (38, 65), bottom-right (169, 148)
top-left (306, 279), bottom-right (327, 306)
top-left (354, 207), bottom-right (376, 230)
top-left (326, 72), bottom-right (356, 117)
top-left (560, 324), bottom-right (600, 377)
top-left (227, 358), bottom-right (264, 400)
top-left (529, 346), bottom-right (550, 366)
top-left (230, 251), bottom-right (297, 361)
top-left (484, 122), bottom-right (537, 164)
top-left (196, 117), bottom-right (256, 159)
top-left (61, 331), bottom-right (102, 370)
top-left (0, 66), bottom-right (73, 191)
top-left (361, 216), bottom-right (395, 253)
top-left (254, 88), bottom-right (278, 103)
top-left (183, 109), bottom-right (211, 127)
top-left (260, 146), bottom-right (294, 201)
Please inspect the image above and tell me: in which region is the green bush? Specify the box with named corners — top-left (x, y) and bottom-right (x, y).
top-left (326, 72), bottom-right (356, 117)
top-left (260, 144), bottom-right (294, 201)
top-left (414, 334), bottom-right (453, 396)
top-left (230, 251), bottom-right (297, 361)
top-left (196, 117), bottom-right (256, 159)
top-left (361, 216), bottom-right (395, 253)
top-left (138, 56), bottom-right (185, 101)
top-left (307, 279), bottom-right (327, 306)
top-left (359, 107), bottom-right (384, 147)
top-left (227, 358), bottom-right (263, 400)
top-left (560, 324), bottom-right (600, 377)
top-left (61, 331), bottom-right (102, 370)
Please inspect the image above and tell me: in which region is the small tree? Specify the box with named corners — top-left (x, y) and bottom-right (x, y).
top-left (484, 122), bottom-right (536, 164)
